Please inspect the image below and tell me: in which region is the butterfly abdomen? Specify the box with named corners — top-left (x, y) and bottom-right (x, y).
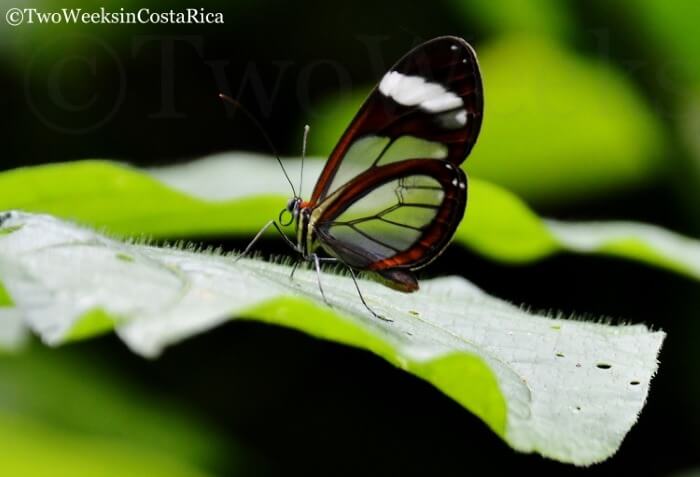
top-left (374, 269), bottom-right (419, 292)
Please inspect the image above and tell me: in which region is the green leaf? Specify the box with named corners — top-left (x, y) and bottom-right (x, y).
top-left (0, 412), bottom-right (211, 477)
top-left (0, 344), bottom-right (236, 476)
top-left (0, 280), bottom-right (14, 306)
top-left (309, 36), bottom-right (667, 205)
top-left (0, 158), bottom-right (273, 238)
top-left (3, 156), bottom-right (700, 283)
top-left (0, 211), bottom-right (665, 465)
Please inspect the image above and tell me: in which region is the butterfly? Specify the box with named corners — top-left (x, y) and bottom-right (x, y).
top-left (227, 36), bottom-right (483, 320)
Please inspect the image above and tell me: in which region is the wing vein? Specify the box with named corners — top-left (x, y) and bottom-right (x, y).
top-left (377, 216), bottom-right (427, 232)
top-left (345, 224), bottom-right (402, 253)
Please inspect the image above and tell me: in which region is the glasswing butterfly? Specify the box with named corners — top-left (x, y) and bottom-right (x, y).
top-left (226, 36), bottom-right (483, 320)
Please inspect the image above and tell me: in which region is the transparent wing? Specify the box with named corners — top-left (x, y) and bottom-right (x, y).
top-left (309, 36), bottom-right (483, 205)
top-left (323, 135), bottom-right (449, 204)
top-left (314, 159), bottom-right (466, 272)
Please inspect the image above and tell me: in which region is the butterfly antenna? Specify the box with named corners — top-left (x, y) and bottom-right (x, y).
top-left (299, 124), bottom-right (310, 198)
top-left (218, 93), bottom-right (297, 197)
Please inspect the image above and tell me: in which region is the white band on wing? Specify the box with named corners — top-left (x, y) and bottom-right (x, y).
top-left (378, 71), bottom-right (467, 128)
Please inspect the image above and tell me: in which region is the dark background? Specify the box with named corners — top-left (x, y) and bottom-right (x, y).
top-left (1, 0), bottom-right (699, 475)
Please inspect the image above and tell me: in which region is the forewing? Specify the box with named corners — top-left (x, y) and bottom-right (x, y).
top-left (314, 159), bottom-right (466, 273)
top-left (310, 36), bottom-right (483, 204)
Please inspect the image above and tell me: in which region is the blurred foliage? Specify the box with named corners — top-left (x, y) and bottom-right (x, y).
top-left (618, 0), bottom-right (700, 85)
top-left (471, 36), bottom-right (666, 204)
top-left (613, 0), bottom-right (700, 204)
top-left (446, 0), bottom-right (575, 41)
top-left (0, 412), bottom-right (210, 477)
top-left (0, 345), bottom-right (237, 476)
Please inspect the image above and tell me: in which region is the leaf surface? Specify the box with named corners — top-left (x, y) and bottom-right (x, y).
top-left (0, 211), bottom-right (664, 465)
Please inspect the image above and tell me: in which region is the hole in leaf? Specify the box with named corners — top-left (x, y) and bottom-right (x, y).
top-left (555, 352), bottom-right (565, 358)
top-left (596, 363), bottom-right (612, 370)
top-left (630, 380), bottom-right (640, 386)
top-left (574, 406), bottom-right (581, 412)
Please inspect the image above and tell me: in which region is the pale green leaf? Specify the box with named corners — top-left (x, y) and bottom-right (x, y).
top-left (0, 211), bottom-right (664, 465)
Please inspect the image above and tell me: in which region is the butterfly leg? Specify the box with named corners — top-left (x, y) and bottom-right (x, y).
top-left (344, 266), bottom-right (392, 322)
top-left (310, 253), bottom-right (331, 307)
top-left (289, 259), bottom-right (300, 280)
top-left (302, 255), bottom-right (390, 322)
top-left (291, 256), bottom-right (337, 280)
top-left (234, 220), bottom-right (298, 263)
top-left (310, 256), bottom-right (391, 321)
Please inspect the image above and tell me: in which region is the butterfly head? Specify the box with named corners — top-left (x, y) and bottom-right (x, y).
top-left (287, 197), bottom-right (302, 215)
